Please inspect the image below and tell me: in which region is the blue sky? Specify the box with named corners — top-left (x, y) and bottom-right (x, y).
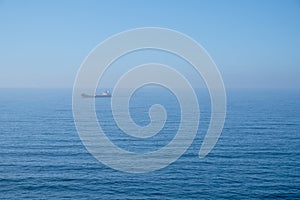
top-left (0, 0), bottom-right (299, 89)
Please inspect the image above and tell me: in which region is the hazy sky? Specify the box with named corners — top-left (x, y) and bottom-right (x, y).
top-left (0, 0), bottom-right (299, 89)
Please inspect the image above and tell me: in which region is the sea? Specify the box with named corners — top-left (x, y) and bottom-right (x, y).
top-left (0, 88), bottom-right (299, 199)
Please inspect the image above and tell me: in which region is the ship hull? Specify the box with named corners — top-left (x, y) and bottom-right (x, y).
top-left (81, 93), bottom-right (111, 98)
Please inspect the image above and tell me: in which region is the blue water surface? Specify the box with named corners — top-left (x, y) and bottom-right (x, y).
top-left (0, 88), bottom-right (299, 199)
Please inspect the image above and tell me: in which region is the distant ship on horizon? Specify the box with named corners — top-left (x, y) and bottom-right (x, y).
top-left (81, 90), bottom-right (111, 98)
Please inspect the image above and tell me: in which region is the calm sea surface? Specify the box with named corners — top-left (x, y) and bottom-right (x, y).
top-left (0, 88), bottom-right (299, 199)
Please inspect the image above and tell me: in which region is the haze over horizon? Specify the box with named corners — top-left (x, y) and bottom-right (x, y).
top-left (0, 0), bottom-right (299, 89)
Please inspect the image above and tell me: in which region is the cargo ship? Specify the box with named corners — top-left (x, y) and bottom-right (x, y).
top-left (81, 91), bottom-right (111, 98)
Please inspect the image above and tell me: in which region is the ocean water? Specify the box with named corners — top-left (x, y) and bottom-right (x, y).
top-left (0, 88), bottom-right (299, 199)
